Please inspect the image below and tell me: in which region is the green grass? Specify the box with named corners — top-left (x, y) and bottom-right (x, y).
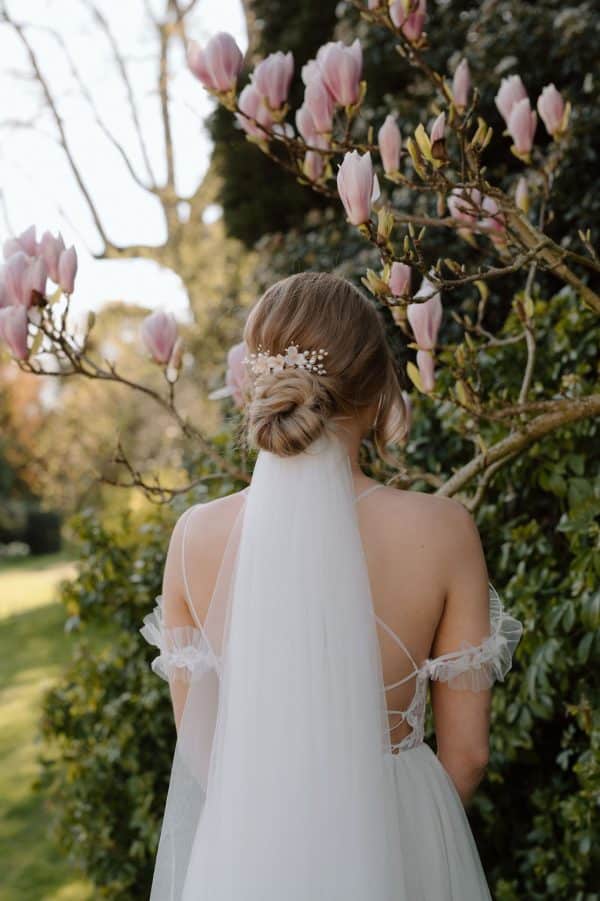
top-left (0, 552), bottom-right (95, 901)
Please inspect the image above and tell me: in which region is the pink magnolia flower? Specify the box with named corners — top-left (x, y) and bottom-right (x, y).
top-left (295, 105), bottom-right (330, 148)
top-left (208, 341), bottom-right (248, 408)
top-left (26, 256), bottom-right (48, 303)
top-left (296, 104), bottom-right (317, 143)
top-left (168, 335), bottom-right (184, 370)
top-left (495, 74), bottom-right (528, 125)
top-left (251, 51), bottom-right (294, 110)
top-left (390, 0), bottom-right (427, 42)
top-left (537, 84), bottom-right (568, 138)
top-left (407, 275), bottom-right (443, 351)
top-left (187, 33), bottom-right (243, 92)
top-left (1, 243), bottom-right (51, 307)
top-left (316, 39), bottom-right (362, 107)
top-left (3, 252), bottom-right (29, 306)
top-left (303, 150), bottom-right (325, 181)
top-left (0, 273), bottom-right (7, 308)
top-left (301, 58), bottom-right (320, 86)
top-left (224, 341), bottom-right (248, 407)
top-left (235, 83), bottom-right (274, 139)
top-left (452, 59), bottom-right (471, 111)
top-left (336, 150), bottom-right (380, 226)
top-left (416, 349), bottom-right (435, 392)
top-left (0, 305), bottom-right (29, 360)
top-left (447, 187), bottom-right (482, 223)
top-left (378, 114), bottom-right (402, 174)
top-left (481, 195), bottom-right (506, 242)
top-left (429, 111), bottom-right (445, 145)
top-left (141, 310), bottom-right (178, 365)
top-left (389, 261), bottom-right (411, 298)
top-left (39, 231), bottom-right (66, 283)
top-left (304, 74), bottom-right (335, 133)
top-left (3, 225), bottom-right (38, 260)
top-left (508, 97), bottom-right (537, 155)
top-left (58, 246), bottom-right (77, 295)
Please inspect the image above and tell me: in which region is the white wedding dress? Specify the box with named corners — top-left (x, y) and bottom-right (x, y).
top-left (140, 432), bottom-right (522, 900)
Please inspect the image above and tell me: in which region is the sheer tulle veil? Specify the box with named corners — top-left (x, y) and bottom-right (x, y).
top-left (143, 428), bottom-right (408, 899)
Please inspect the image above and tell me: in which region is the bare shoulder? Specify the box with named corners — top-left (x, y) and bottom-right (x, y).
top-left (368, 484), bottom-right (481, 566)
top-left (179, 489), bottom-right (247, 539)
top-left (373, 484), bottom-right (473, 529)
top-left (167, 489), bottom-right (247, 561)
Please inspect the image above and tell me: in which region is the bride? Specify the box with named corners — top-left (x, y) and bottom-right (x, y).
top-left (140, 270), bottom-right (523, 900)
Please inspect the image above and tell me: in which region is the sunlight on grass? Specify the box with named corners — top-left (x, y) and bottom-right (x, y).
top-left (0, 553), bottom-right (94, 901)
top-left (0, 550), bottom-right (78, 620)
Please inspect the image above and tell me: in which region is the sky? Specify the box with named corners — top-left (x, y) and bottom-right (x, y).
top-left (0, 0), bottom-right (247, 322)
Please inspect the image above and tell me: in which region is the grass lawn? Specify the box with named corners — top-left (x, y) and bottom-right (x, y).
top-left (0, 551), bottom-right (95, 901)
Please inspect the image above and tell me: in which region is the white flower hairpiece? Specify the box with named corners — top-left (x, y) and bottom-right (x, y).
top-left (244, 344), bottom-right (328, 377)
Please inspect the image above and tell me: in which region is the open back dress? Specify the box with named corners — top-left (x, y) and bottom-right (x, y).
top-left (141, 457), bottom-right (523, 900)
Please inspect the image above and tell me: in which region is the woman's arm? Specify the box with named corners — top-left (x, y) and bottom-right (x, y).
top-left (160, 510), bottom-right (198, 731)
top-left (430, 501), bottom-right (493, 807)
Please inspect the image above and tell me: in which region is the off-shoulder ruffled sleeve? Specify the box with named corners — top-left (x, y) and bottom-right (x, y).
top-left (424, 583), bottom-right (523, 691)
top-left (139, 594), bottom-right (217, 683)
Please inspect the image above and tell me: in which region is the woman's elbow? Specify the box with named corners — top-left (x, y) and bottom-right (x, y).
top-left (439, 740), bottom-right (490, 785)
top-left (466, 742), bottom-right (489, 774)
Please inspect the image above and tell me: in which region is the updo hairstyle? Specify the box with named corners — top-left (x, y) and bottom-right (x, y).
top-left (243, 271), bottom-right (407, 457)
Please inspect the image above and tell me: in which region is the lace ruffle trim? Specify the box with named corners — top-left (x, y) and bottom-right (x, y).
top-left (139, 594), bottom-right (216, 683)
top-left (423, 583), bottom-right (523, 691)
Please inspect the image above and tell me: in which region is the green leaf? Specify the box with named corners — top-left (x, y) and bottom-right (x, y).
top-left (577, 632), bottom-right (594, 664)
top-left (406, 360), bottom-right (424, 392)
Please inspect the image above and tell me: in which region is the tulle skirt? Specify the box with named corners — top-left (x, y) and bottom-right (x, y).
top-left (384, 742), bottom-right (492, 900)
top-left (180, 742), bottom-right (492, 900)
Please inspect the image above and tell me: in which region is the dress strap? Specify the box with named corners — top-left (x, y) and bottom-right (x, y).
top-left (354, 483), bottom-right (384, 504)
top-left (374, 613), bottom-right (419, 673)
top-left (180, 505), bottom-right (204, 630)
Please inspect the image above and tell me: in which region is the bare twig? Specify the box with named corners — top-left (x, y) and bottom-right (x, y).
top-left (89, 2), bottom-right (158, 188)
top-left (33, 21), bottom-right (158, 195)
top-left (2, 10), bottom-right (114, 252)
top-left (101, 437), bottom-right (230, 504)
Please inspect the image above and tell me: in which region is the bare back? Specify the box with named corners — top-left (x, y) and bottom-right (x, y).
top-left (163, 477), bottom-right (492, 753)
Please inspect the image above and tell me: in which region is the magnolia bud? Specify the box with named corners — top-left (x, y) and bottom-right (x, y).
top-left (389, 262), bottom-right (412, 298)
top-left (336, 150), bottom-right (379, 226)
top-left (452, 59), bottom-right (470, 112)
top-left (168, 335), bottom-right (185, 371)
top-left (507, 98), bottom-right (537, 159)
top-left (377, 206), bottom-right (395, 240)
top-left (515, 177), bottom-right (529, 214)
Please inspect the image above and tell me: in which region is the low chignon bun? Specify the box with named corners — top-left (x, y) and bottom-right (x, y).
top-left (247, 367), bottom-right (333, 456)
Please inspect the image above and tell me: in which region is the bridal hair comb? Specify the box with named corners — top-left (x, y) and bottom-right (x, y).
top-left (244, 344), bottom-right (328, 377)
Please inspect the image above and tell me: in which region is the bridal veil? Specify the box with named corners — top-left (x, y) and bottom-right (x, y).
top-left (140, 431), bottom-right (408, 899)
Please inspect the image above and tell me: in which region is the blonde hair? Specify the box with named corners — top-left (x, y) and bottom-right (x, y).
top-left (242, 271), bottom-right (408, 458)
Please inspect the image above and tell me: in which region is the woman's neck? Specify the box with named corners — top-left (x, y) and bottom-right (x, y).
top-left (331, 417), bottom-right (366, 478)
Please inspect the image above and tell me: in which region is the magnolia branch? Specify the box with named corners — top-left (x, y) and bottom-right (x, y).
top-left (436, 393), bottom-right (600, 497)
top-left (232, 102), bottom-right (599, 311)
top-left (100, 438), bottom-right (228, 503)
top-left (19, 314), bottom-right (250, 486)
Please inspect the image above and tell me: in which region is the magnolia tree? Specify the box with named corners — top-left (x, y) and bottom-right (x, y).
top-left (1, 0), bottom-right (599, 507)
